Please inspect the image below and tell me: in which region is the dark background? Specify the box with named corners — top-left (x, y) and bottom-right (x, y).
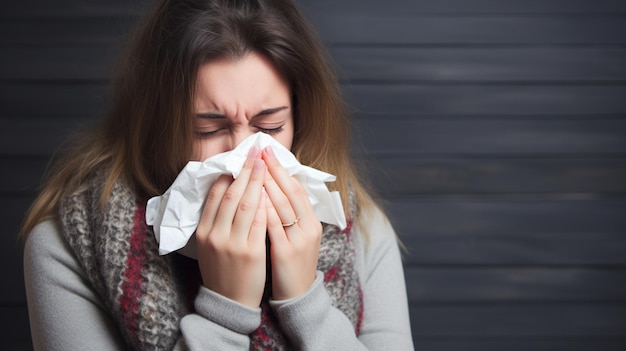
top-left (2, 0), bottom-right (626, 350)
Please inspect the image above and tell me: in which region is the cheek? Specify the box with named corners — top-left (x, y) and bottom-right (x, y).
top-left (191, 139), bottom-right (219, 161)
top-left (277, 118), bottom-right (295, 150)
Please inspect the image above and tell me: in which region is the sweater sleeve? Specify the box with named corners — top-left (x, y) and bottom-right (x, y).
top-left (23, 220), bottom-right (261, 351)
top-left (268, 206), bottom-right (415, 350)
top-left (24, 220), bottom-right (128, 350)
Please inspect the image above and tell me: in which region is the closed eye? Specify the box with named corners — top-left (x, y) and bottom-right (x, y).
top-left (256, 125), bottom-right (285, 135)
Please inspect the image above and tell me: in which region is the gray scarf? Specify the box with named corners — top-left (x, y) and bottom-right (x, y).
top-left (59, 179), bottom-right (362, 350)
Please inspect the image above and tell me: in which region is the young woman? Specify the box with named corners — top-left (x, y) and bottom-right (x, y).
top-left (21, 0), bottom-right (414, 349)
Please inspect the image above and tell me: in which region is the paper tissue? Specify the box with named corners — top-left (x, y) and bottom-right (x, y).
top-left (146, 132), bottom-right (346, 257)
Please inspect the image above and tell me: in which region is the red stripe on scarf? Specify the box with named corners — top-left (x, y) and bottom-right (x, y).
top-left (119, 203), bottom-right (148, 337)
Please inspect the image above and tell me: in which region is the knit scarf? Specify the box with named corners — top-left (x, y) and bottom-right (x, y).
top-left (58, 178), bottom-right (362, 350)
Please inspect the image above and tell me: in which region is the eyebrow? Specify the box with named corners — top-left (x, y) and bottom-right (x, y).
top-left (195, 106), bottom-right (289, 119)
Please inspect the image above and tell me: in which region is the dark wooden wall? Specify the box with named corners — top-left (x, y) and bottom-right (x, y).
top-left (2, 0), bottom-right (625, 350)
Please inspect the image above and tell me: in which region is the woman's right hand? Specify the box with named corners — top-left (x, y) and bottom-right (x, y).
top-left (195, 147), bottom-right (267, 308)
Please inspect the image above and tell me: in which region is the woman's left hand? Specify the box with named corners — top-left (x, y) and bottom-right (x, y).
top-left (262, 146), bottom-right (323, 301)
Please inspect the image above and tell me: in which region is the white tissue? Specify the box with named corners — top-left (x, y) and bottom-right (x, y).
top-left (146, 132), bottom-right (346, 257)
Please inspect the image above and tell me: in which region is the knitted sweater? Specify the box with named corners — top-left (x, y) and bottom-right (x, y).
top-left (24, 186), bottom-right (414, 350)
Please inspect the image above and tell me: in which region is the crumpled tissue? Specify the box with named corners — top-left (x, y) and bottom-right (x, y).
top-left (146, 132), bottom-right (346, 258)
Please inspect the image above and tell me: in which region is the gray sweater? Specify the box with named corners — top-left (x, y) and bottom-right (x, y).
top-left (24, 207), bottom-right (414, 350)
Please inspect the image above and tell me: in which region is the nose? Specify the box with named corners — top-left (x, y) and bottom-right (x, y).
top-left (226, 129), bottom-right (255, 152)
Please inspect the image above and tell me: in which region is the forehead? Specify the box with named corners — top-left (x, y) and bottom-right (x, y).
top-left (194, 53), bottom-right (291, 112)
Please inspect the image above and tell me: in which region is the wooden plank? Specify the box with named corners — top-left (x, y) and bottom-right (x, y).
top-left (2, 115), bottom-right (625, 156)
top-left (345, 85), bottom-right (626, 115)
top-left (408, 303), bottom-right (626, 338)
top-left (3, 82), bottom-right (626, 117)
top-left (0, 83), bottom-right (109, 117)
top-left (4, 156), bottom-right (626, 196)
top-left (298, 0), bottom-right (626, 14)
top-left (1, 241), bottom-right (26, 303)
top-left (404, 268), bottom-right (626, 302)
top-left (2, 0), bottom-right (150, 17)
top-left (10, 198), bottom-right (624, 267)
top-left (0, 46), bottom-right (118, 81)
top-left (355, 118), bottom-right (626, 155)
top-left (411, 340), bottom-right (626, 351)
top-left (309, 16), bottom-right (626, 45)
top-left (4, 46), bottom-right (626, 82)
top-left (0, 305), bottom-right (31, 350)
top-left (3, 0), bottom-right (625, 17)
top-left (364, 156), bottom-right (626, 196)
top-left (388, 198), bottom-right (626, 266)
top-left (331, 47), bottom-right (626, 82)
top-left (387, 197), bottom-right (626, 238)
top-left (400, 230), bottom-right (626, 266)
top-left (2, 196), bottom-right (37, 305)
top-left (2, 16), bottom-right (625, 45)
top-left (0, 117), bottom-right (97, 156)
top-left (1, 196), bottom-right (37, 243)
top-left (0, 157), bottom-right (49, 195)
top-left (0, 17), bottom-right (134, 45)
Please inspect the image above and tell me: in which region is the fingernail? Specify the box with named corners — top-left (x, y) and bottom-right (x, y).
top-left (248, 146), bottom-right (260, 161)
top-left (264, 146), bottom-right (275, 158)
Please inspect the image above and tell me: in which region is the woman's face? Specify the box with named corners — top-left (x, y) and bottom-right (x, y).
top-left (191, 52), bottom-right (294, 161)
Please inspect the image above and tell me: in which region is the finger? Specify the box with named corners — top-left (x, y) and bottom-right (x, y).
top-left (263, 169), bottom-right (298, 230)
top-left (262, 147), bottom-right (313, 226)
top-left (266, 191), bottom-right (289, 247)
top-left (212, 147), bottom-right (260, 233)
top-left (248, 190), bottom-right (268, 247)
top-left (231, 158), bottom-right (266, 241)
top-left (196, 175), bottom-right (232, 239)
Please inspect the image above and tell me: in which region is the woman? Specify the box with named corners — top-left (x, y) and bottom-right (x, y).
top-left (21, 0), bottom-right (414, 349)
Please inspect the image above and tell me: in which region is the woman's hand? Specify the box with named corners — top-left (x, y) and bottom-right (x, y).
top-left (195, 147), bottom-right (268, 308)
top-left (262, 146), bottom-right (323, 301)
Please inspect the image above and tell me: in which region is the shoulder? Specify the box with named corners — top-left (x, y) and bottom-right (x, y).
top-left (355, 203), bottom-right (398, 248)
top-left (24, 219), bottom-right (86, 284)
top-left (24, 220), bottom-right (67, 262)
top-left (351, 203), bottom-right (403, 277)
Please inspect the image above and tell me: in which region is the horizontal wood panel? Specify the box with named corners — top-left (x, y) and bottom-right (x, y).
top-left (2, 196), bottom-right (36, 243)
top-left (365, 157), bottom-right (626, 195)
top-left (411, 340), bottom-right (626, 351)
top-left (0, 83), bottom-right (109, 117)
top-left (4, 46), bottom-right (626, 83)
top-left (2, 16), bottom-right (625, 45)
top-left (4, 84), bottom-right (626, 118)
top-left (401, 231), bottom-right (626, 266)
top-left (0, 45), bottom-right (118, 81)
top-left (0, 305), bottom-right (31, 348)
top-left (5, 196), bottom-right (626, 267)
top-left (404, 268), bottom-right (626, 302)
top-left (4, 0), bottom-right (625, 17)
top-left (345, 85), bottom-right (626, 115)
top-left (0, 118), bottom-right (97, 156)
top-left (390, 198), bottom-right (626, 265)
top-left (0, 18), bottom-right (134, 45)
top-left (1, 242), bottom-right (26, 303)
top-left (0, 158), bottom-right (49, 195)
top-left (387, 198), bottom-right (626, 237)
top-left (299, 0), bottom-right (626, 15)
top-left (2, 0), bottom-right (148, 17)
top-left (5, 156), bottom-right (626, 196)
top-left (409, 303), bottom-right (626, 337)
top-left (2, 115), bottom-right (625, 156)
top-left (310, 16), bottom-right (626, 45)
top-left (356, 118), bottom-right (626, 155)
top-left (333, 47), bottom-right (626, 82)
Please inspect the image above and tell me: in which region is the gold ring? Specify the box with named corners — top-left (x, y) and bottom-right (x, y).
top-left (282, 217), bottom-right (300, 227)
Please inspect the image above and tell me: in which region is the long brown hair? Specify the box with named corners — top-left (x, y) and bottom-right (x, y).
top-left (21, 0), bottom-right (376, 238)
